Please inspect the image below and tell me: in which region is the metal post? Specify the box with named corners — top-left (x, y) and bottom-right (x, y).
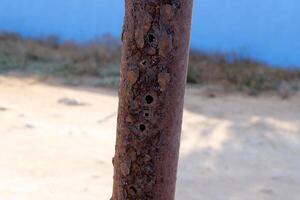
top-left (112, 0), bottom-right (193, 199)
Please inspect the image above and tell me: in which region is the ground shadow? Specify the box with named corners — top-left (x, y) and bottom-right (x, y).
top-left (177, 92), bottom-right (300, 200)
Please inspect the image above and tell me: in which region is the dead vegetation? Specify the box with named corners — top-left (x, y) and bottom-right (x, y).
top-left (0, 31), bottom-right (299, 96)
top-left (188, 50), bottom-right (300, 97)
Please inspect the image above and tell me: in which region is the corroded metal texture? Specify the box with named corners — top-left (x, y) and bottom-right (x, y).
top-left (112, 0), bottom-right (193, 199)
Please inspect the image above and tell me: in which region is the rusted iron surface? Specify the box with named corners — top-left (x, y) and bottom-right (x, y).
top-left (112, 0), bottom-right (193, 199)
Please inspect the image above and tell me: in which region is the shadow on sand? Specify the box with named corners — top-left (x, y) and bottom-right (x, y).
top-left (176, 92), bottom-right (300, 200)
top-left (1, 74), bottom-right (300, 200)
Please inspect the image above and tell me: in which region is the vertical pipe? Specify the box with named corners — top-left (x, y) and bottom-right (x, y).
top-left (112, 0), bottom-right (193, 199)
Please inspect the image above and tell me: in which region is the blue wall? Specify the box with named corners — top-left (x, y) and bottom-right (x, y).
top-left (0, 0), bottom-right (299, 67)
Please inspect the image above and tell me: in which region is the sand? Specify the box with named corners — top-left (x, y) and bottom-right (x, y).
top-left (0, 76), bottom-right (299, 200)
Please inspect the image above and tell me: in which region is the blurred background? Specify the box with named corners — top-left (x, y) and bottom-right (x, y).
top-left (0, 1), bottom-right (299, 200)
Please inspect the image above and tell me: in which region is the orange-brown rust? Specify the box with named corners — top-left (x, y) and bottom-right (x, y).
top-left (127, 71), bottom-right (138, 85)
top-left (159, 30), bottom-right (173, 58)
top-left (112, 0), bottom-right (193, 199)
top-left (158, 72), bottom-right (171, 91)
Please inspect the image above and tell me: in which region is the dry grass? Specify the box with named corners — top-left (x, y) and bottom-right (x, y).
top-left (188, 50), bottom-right (300, 96)
top-left (0, 32), bottom-right (120, 76)
top-left (0, 31), bottom-right (299, 96)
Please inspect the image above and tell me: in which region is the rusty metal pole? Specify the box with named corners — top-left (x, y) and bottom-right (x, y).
top-left (112, 0), bottom-right (193, 199)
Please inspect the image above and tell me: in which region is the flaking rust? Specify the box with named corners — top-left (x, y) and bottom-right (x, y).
top-left (158, 72), bottom-right (171, 91)
top-left (112, 0), bottom-right (193, 200)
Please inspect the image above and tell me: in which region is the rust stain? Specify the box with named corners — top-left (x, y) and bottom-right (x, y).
top-left (159, 30), bottom-right (173, 57)
top-left (162, 4), bottom-right (174, 21)
top-left (127, 71), bottom-right (138, 85)
top-left (158, 72), bottom-right (171, 91)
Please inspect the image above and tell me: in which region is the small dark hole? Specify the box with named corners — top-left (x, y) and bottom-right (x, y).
top-left (144, 113), bottom-right (149, 117)
top-left (145, 95), bottom-right (154, 104)
top-left (147, 33), bottom-right (156, 43)
top-left (129, 186), bottom-right (137, 193)
top-left (140, 60), bottom-right (147, 67)
top-left (139, 124), bottom-right (146, 132)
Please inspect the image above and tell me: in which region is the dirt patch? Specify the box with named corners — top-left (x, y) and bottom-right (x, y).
top-left (0, 76), bottom-right (299, 200)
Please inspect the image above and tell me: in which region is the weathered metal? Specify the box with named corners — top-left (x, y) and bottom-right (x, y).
top-left (112, 0), bottom-right (193, 199)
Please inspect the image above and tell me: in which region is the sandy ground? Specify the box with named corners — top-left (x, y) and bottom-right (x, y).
top-left (0, 76), bottom-right (300, 200)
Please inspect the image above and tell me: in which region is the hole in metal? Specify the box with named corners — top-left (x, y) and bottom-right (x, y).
top-left (147, 33), bottom-right (156, 43)
top-left (139, 124), bottom-right (146, 132)
top-left (145, 95), bottom-right (154, 104)
top-left (130, 186), bottom-right (137, 193)
top-left (141, 60), bottom-right (147, 66)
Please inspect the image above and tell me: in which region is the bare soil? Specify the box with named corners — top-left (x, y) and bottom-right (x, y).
top-left (0, 76), bottom-right (299, 200)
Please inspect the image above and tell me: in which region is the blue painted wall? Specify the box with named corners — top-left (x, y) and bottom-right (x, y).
top-left (0, 0), bottom-right (299, 67)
